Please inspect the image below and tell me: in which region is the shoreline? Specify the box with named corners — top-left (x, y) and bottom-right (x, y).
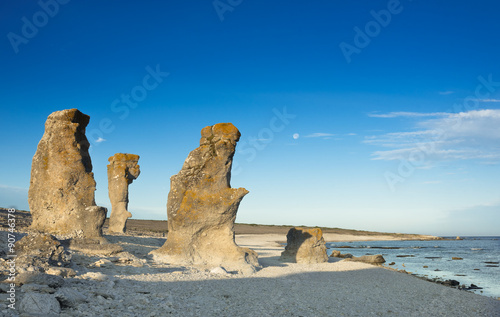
top-left (0, 208), bottom-right (442, 241)
top-left (1, 230), bottom-right (499, 316)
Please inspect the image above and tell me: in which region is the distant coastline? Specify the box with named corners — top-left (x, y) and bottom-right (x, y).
top-left (0, 207), bottom-right (440, 241)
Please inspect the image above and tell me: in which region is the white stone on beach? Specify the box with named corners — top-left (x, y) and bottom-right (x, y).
top-left (19, 292), bottom-right (61, 316)
top-left (210, 266), bottom-right (229, 275)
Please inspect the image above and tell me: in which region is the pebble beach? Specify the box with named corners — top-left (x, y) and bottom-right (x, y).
top-left (2, 229), bottom-right (499, 316)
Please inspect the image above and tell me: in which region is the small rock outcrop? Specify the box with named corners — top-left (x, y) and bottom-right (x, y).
top-left (150, 123), bottom-right (259, 273)
top-left (344, 254), bottom-right (386, 264)
top-left (280, 227), bottom-right (328, 264)
top-left (19, 292), bottom-right (61, 316)
top-left (14, 234), bottom-right (71, 272)
top-left (107, 153), bottom-right (140, 233)
top-left (28, 109), bottom-right (107, 239)
top-left (329, 250), bottom-right (353, 258)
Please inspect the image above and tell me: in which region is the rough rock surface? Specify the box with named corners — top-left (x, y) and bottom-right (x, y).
top-left (14, 234), bottom-right (71, 271)
top-left (344, 254), bottom-right (386, 264)
top-left (329, 250), bottom-right (353, 258)
top-left (150, 123), bottom-right (259, 272)
top-left (280, 227), bottom-right (328, 264)
top-left (16, 272), bottom-right (65, 288)
top-left (19, 292), bottom-right (61, 316)
top-left (107, 153), bottom-right (140, 234)
top-left (28, 109), bottom-right (107, 239)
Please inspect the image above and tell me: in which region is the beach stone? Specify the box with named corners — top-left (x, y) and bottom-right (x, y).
top-left (344, 254), bottom-right (386, 264)
top-left (69, 239), bottom-right (123, 256)
top-left (28, 109), bottom-right (107, 239)
top-left (80, 272), bottom-right (108, 281)
top-left (210, 266), bottom-right (229, 275)
top-left (55, 287), bottom-right (87, 308)
top-left (20, 283), bottom-right (56, 294)
top-left (19, 292), bottom-right (61, 316)
top-left (150, 123), bottom-right (259, 272)
top-left (107, 153), bottom-right (140, 234)
top-left (14, 234), bottom-right (71, 271)
top-left (329, 250), bottom-right (353, 258)
top-left (330, 250), bottom-right (341, 257)
top-left (280, 227), bottom-right (328, 264)
top-left (442, 279), bottom-right (460, 287)
top-left (16, 272), bottom-right (65, 288)
top-left (46, 267), bottom-right (76, 278)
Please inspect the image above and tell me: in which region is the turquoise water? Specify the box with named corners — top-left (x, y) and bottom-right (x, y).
top-left (327, 236), bottom-right (500, 298)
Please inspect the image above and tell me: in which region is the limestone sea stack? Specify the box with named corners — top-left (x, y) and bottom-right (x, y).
top-left (280, 227), bottom-right (329, 264)
top-left (28, 109), bottom-right (107, 239)
top-left (107, 153), bottom-right (140, 234)
top-left (150, 123), bottom-right (259, 273)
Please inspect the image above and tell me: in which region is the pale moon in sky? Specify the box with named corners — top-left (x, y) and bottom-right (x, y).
top-left (293, 133), bottom-right (299, 139)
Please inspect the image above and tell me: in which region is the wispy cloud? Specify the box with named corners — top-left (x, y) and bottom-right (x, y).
top-left (366, 109), bottom-right (500, 162)
top-left (368, 112), bottom-right (450, 118)
top-left (422, 180), bottom-right (442, 184)
top-left (439, 91), bottom-right (455, 95)
top-left (304, 133), bottom-right (335, 138)
top-left (475, 99), bottom-right (500, 102)
top-left (0, 184), bottom-right (28, 192)
top-left (95, 137), bottom-right (106, 143)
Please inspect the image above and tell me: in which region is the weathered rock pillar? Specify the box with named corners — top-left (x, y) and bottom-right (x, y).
top-left (150, 123), bottom-right (259, 273)
top-left (107, 153), bottom-right (140, 234)
top-left (28, 109), bottom-right (107, 239)
top-left (280, 227), bottom-right (328, 264)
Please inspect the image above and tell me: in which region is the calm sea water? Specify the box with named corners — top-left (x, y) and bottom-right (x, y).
top-left (326, 236), bottom-right (500, 299)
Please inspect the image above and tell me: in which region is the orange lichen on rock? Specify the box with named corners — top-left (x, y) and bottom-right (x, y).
top-left (107, 153), bottom-right (140, 234)
top-left (151, 123), bottom-right (258, 273)
top-left (28, 109), bottom-right (106, 239)
top-left (280, 227), bottom-right (328, 264)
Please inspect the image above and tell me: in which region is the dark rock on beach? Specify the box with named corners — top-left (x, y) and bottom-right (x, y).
top-left (344, 254), bottom-right (386, 264)
top-left (442, 279), bottom-right (460, 287)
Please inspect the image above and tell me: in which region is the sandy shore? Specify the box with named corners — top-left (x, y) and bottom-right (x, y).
top-left (2, 231), bottom-right (499, 316)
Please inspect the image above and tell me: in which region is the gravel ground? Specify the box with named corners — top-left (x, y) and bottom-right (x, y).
top-left (1, 233), bottom-right (499, 316)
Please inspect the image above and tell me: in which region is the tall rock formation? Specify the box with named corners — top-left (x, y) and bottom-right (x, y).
top-left (280, 227), bottom-right (328, 264)
top-left (28, 109), bottom-right (107, 239)
top-left (150, 123), bottom-right (259, 273)
top-left (107, 153), bottom-right (140, 234)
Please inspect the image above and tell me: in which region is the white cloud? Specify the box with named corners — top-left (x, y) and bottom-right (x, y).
top-left (304, 133), bottom-right (335, 138)
top-left (476, 99), bottom-right (500, 102)
top-left (367, 109), bottom-right (500, 162)
top-left (439, 91), bottom-right (455, 95)
top-left (368, 112), bottom-right (450, 118)
top-left (422, 180), bottom-right (442, 184)
top-left (95, 137), bottom-right (106, 143)
top-left (0, 184), bottom-right (28, 192)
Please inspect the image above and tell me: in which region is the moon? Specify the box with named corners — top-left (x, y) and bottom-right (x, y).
top-left (293, 133), bottom-right (299, 139)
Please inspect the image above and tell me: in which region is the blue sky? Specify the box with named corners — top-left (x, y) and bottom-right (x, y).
top-left (1, 1), bottom-right (499, 236)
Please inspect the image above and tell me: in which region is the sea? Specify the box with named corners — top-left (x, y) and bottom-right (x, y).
top-left (326, 236), bottom-right (500, 299)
